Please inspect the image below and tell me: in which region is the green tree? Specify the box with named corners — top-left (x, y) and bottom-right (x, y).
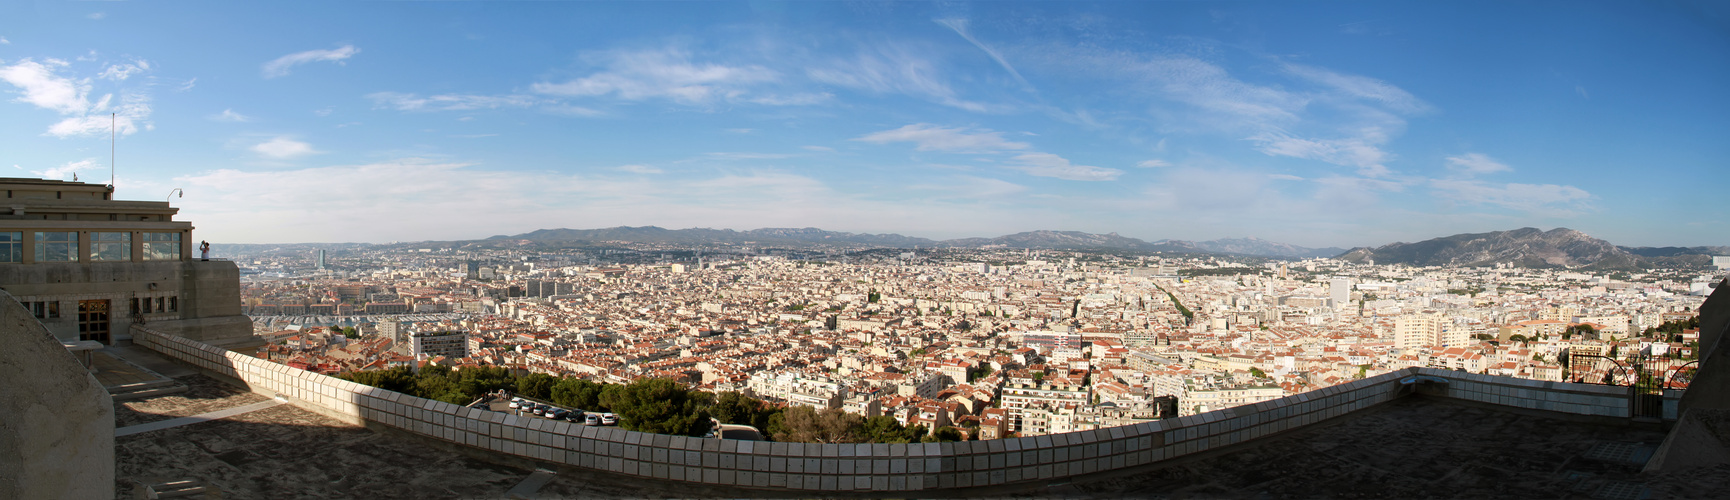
top-left (337, 366), bottom-right (416, 394)
top-left (858, 415), bottom-right (919, 443)
top-left (711, 391), bottom-right (778, 430)
top-left (599, 378), bottom-right (715, 436)
top-left (550, 378), bottom-right (608, 411)
top-left (1249, 367), bottom-right (1268, 379)
top-left (772, 406), bottom-right (862, 443)
top-left (515, 373), bottom-right (558, 400)
top-left (923, 426), bottom-right (964, 443)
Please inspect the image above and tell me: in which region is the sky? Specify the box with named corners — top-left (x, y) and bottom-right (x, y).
top-left (1, 1), bottom-right (1726, 248)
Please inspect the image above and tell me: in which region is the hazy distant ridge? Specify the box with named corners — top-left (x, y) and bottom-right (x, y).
top-left (488, 226), bottom-right (1345, 258)
top-left (1337, 227), bottom-right (1722, 269)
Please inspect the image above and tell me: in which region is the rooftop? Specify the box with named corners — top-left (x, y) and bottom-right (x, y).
top-left (107, 340), bottom-right (1726, 498)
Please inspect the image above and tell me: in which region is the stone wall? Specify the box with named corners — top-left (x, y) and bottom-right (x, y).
top-left (0, 291), bottom-right (113, 499)
top-left (134, 327), bottom-right (1651, 493)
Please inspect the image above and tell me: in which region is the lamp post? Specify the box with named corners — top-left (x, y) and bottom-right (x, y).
top-left (167, 188), bottom-right (183, 203)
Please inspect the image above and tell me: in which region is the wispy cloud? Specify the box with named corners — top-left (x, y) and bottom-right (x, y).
top-left (262, 45), bottom-right (359, 79)
top-left (99, 59), bottom-right (150, 81)
top-left (1136, 159), bottom-right (1171, 168)
top-left (209, 108), bottom-right (250, 122)
top-left (801, 145), bottom-right (835, 152)
top-left (366, 91), bottom-right (540, 112)
top-left (251, 137), bottom-right (318, 159)
top-left (34, 159), bottom-right (101, 180)
top-left (1005, 153), bottom-right (1121, 181)
top-left (87, 12), bottom-right (105, 20)
top-left (0, 58), bottom-right (90, 114)
top-left (1430, 179), bottom-right (1592, 216)
top-left (936, 18), bottom-right (1033, 91)
top-left (853, 124), bottom-right (1028, 153)
top-left (1283, 63), bottom-right (1430, 114)
top-left (0, 37), bottom-right (9, 45)
top-left (1, 58), bottom-right (153, 137)
top-left (1248, 132), bottom-right (1391, 177)
top-left (704, 152), bottom-right (793, 160)
top-left (532, 48), bottom-right (778, 106)
top-left (808, 42), bottom-right (994, 112)
top-left (617, 164), bottom-right (663, 174)
top-left (175, 78), bottom-right (197, 92)
top-left (1445, 153), bottom-right (1512, 176)
top-left (909, 175), bottom-right (1028, 199)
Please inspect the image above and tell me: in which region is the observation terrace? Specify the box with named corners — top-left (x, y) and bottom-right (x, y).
top-left (3, 277), bottom-right (1727, 498)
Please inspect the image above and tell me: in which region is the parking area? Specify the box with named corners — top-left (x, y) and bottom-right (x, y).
top-left (480, 392), bottom-right (618, 427)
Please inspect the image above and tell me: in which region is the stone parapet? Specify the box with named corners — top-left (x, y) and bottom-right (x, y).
top-left (132, 327), bottom-right (1654, 493)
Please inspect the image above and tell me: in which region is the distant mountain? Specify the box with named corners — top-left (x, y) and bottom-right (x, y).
top-left (486, 226), bottom-right (1341, 258)
top-left (490, 226), bottom-right (937, 248)
top-left (1337, 227), bottom-right (1645, 269)
top-left (1159, 237), bottom-right (1346, 259)
top-left (1619, 245), bottom-right (1730, 258)
top-left (938, 230), bottom-right (1160, 250)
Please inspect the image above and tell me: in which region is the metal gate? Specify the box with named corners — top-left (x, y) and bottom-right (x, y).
top-left (1563, 351), bottom-right (1691, 419)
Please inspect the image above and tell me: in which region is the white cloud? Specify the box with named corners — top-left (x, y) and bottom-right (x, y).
top-left (250, 137), bottom-right (318, 159)
top-left (34, 159), bottom-right (102, 180)
top-left (87, 12), bottom-right (105, 20)
top-left (209, 108), bottom-right (250, 122)
top-left (853, 124), bottom-right (1029, 153)
top-left (808, 43), bottom-right (993, 112)
top-left (801, 145), bottom-right (835, 152)
top-left (176, 78), bottom-right (197, 92)
top-left (532, 48), bottom-right (777, 106)
top-left (1444, 153), bottom-right (1512, 176)
top-left (1136, 159), bottom-right (1171, 168)
top-left (262, 45), bottom-right (359, 79)
top-left (1004, 153), bottom-right (1122, 181)
top-left (0, 58), bottom-right (90, 114)
top-left (617, 165), bottom-right (664, 174)
top-left (99, 60), bottom-right (150, 81)
top-left (1248, 132), bottom-right (1391, 177)
top-left (44, 91), bottom-right (152, 138)
top-left (1, 36), bottom-right (11, 44)
top-left (1269, 174), bottom-right (1305, 181)
top-left (1430, 179), bottom-right (1592, 215)
top-left (366, 91), bottom-right (540, 112)
top-left (1283, 63), bottom-right (1431, 114)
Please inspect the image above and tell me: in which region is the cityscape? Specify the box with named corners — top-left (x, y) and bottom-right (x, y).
top-left (3, 1), bottom-right (1729, 499)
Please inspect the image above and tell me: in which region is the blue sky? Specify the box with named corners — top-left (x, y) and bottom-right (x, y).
top-left (1, 1), bottom-right (1725, 247)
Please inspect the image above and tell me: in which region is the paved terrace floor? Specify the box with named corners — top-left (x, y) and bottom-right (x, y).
top-left (110, 345), bottom-right (1727, 499)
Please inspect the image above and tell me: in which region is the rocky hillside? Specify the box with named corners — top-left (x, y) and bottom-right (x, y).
top-left (1337, 227), bottom-right (1641, 269)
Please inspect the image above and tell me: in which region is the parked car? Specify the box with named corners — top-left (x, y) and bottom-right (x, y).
top-left (532, 406), bottom-right (547, 416)
top-left (584, 414), bottom-right (600, 426)
top-left (548, 409), bottom-right (568, 419)
top-left (508, 399), bottom-right (523, 409)
top-left (564, 412), bottom-right (584, 423)
top-left (600, 413), bottom-right (618, 426)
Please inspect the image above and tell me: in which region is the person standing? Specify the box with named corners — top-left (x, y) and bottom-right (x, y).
top-left (200, 240), bottom-right (211, 261)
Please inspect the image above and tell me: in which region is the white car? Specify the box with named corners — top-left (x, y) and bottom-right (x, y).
top-left (508, 399), bottom-right (522, 409)
top-left (584, 414), bottom-right (600, 426)
top-left (600, 413), bottom-right (618, 426)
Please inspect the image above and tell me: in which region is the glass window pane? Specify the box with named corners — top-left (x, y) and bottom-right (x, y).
top-left (0, 232), bottom-right (20, 263)
top-left (142, 232), bottom-right (181, 260)
top-left (90, 232), bottom-right (131, 261)
top-left (33, 232), bottom-right (77, 262)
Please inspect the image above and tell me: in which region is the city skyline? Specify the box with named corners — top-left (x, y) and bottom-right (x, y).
top-left (1, 1), bottom-right (1725, 247)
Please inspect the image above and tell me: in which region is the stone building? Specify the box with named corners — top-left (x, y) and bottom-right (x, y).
top-left (0, 178), bottom-right (253, 348)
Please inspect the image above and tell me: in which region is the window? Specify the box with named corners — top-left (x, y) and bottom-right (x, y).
top-left (142, 232), bottom-right (181, 261)
top-left (155, 297), bottom-right (165, 313)
top-left (33, 232), bottom-right (77, 262)
top-left (168, 296), bottom-right (178, 312)
top-left (90, 232), bottom-right (131, 261)
top-left (0, 232), bottom-right (19, 263)
top-left (28, 301), bottom-right (59, 319)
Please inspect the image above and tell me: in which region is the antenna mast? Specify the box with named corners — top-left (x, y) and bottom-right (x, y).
top-left (110, 113), bottom-right (116, 191)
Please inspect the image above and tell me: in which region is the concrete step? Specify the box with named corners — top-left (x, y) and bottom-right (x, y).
top-left (139, 479), bottom-right (206, 499)
top-left (112, 384), bottom-right (189, 401)
top-left (109, 378), bottom-right (177, 392)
